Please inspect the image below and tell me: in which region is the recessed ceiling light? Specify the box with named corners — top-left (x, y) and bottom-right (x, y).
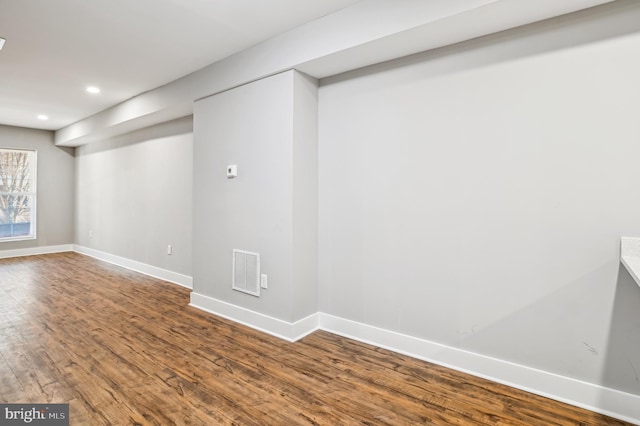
top-left (0, 37), bottom-right (5, 50)
top-left (86, 86), bottom-right (101, 94)
top-left (37, 114), bottom-right (49, 121)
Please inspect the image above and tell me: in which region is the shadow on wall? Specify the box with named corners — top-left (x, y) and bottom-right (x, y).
top-left (445, 258), bottom-right (639, 394)
top-left (600, 265), bottom-right (640, 398)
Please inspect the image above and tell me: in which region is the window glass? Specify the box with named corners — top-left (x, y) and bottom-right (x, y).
top-left (0, 149), bottom-right (36, 241)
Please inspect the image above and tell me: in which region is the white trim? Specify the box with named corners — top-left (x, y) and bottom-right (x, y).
top-left (184, 293), bottom-right (640, 423)
top-left (318, 313), bottom-right (640, 425)
top-left (189, 292), bottom-right (319, 342)
top-left (3, 245), bottom-right (636, 423)
top-left (0, 244), bottom-right (73, 259)
top-left (73, 245), bottom-right (192, 289)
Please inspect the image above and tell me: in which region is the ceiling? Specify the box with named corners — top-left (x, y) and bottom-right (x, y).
top-left (0, 0), bottom-right (362, 131)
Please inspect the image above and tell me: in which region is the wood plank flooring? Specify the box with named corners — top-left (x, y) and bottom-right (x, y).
top-left (0, 252), bottom-right (633, 425)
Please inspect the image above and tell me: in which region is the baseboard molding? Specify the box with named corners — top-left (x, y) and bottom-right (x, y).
top-left (318, 313), bottom-right (640, 425)
top-left (0, 244), bottom-right (74, 259)
top-left (184, 293), bottom-right (640, 423)
top-left (189, 292), bottom-right (319, 342)
top-left (7, 245), bottom-right (635, 423)
top-left (73, 245), bottom-right (193, 289)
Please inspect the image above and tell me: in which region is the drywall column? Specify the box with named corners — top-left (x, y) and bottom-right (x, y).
top-left (191, 70), bottom-right (318, 334)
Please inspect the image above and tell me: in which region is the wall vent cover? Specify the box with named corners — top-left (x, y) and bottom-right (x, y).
top-left (232, 249), bottom-right (260, 297)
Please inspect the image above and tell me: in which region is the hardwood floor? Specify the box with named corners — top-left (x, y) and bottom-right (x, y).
top-left (0, 252), bottom-right (632, 425)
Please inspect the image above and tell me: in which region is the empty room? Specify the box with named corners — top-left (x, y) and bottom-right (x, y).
top-left (1, 0), bottom-right (640, 424)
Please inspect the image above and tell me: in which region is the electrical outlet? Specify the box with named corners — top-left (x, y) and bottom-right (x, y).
top-left (260, 274), bottom-right (268, 289)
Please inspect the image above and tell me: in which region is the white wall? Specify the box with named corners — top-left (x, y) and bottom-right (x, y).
top-left (318, 4), bottom-right (640, 396)
top-left (192, 70), bottom-right (318, 325)
top-left (0, 125), bottom-right (75, 251)
top-left (75, 116), bottom-right (193, 276)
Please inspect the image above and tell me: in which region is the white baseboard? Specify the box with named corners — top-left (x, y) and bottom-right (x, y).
top-left (73, 245), bottom-right (193, 289)
top-left (318, 313), bottom-right (640, 425)
top-left (6, 245), bottom-right (636, 423)
top-left (182, 292), bottom-right (640, 424)
top-left (189, 292), bottom-right (319, 342)
top-left (0, 244), bottom-right (74, 259)
top-left (184, 293), bottom-right (640, 423)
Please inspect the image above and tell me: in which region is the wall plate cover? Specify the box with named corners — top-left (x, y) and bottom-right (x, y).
top-left (227, 164), bottom-right (237, 178)
top-left (232, 249), bottom-right (260, 297)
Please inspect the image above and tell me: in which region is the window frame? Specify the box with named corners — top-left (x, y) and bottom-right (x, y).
top-left (0, 148), bottom-right (37, 242)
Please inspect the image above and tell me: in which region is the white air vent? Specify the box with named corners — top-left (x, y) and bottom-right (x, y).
top-left (232, 249), bottom-right (260, 297)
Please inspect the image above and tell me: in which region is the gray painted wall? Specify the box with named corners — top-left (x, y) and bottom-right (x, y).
top-left (292, 71), bottom-right (319, 320)
top-left (0, 125), bottom-right (75, 250)
top-left (318, 2), bottom-right (640, 395)
top-left (75, 116), bottom-right (193, 275)
top-left (193, 70), bottom-right (318, 323)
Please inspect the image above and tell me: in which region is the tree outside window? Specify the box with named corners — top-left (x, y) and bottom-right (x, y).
top-left (0, 148), bottom-right (36, 241)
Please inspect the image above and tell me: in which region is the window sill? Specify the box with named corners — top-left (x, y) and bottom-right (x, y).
top-left (0, 235), bottom-right (37, 243)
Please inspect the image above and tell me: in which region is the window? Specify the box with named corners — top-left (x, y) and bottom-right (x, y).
top-left (0, 149), bottom-right (36, 241)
